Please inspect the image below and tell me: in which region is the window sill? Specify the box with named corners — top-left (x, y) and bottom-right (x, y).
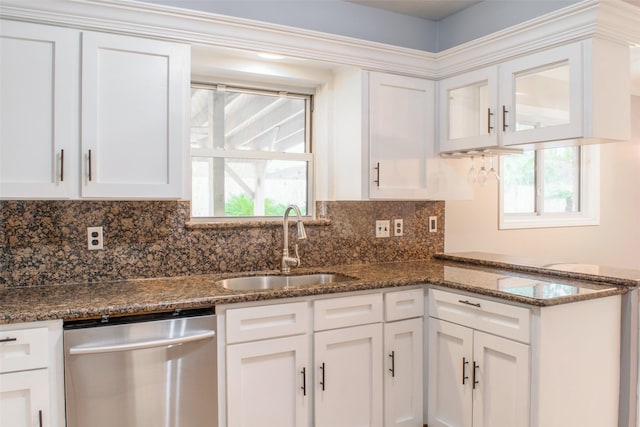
top-left (499, 215), bottom-right (599, 230)
top-left (185, 218), bottom-right (332, 230)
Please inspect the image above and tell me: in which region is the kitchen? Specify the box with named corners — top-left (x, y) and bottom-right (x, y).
top-left (1, 0), bottom-right (639, 426)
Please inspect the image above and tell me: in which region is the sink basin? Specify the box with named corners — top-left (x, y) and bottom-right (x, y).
top-left (217, 273), bottom-right (355, 291)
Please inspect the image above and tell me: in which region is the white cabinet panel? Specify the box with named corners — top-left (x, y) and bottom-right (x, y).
top-left (226, 335), bottom-right (311, 427)
top-left (314, 323), bottom-right (383, 427)
top-left (384, 318), bottom-right (423, 427)
top-left (81, 31), bottom-right (188, 198)
top-left (0, 20), bottom-right (77, 199)
top-left (0, 369), bottom-right (50, 427)
top-left (369, 72), bottom-right (435, 199)
top-left (0, 327), bottom-right (49, 373)
top-left (472, 331), bottom-right (530, 427)
top-left (314, 293), bottom-right (382, 331)
top-left (385, 288), bottom-right (424, 322)
top-left (226, 302), bottom-right (308, 344)
top-left (428, 318), bottom-right (473, 427)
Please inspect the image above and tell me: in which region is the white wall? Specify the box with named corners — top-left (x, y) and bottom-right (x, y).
top-left (444, 96), bottom-right (640, 270)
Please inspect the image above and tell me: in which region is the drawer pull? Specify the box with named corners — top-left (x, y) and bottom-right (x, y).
top-left (320, 362), bottom-right (326, 391)
top-left (300, 367), bottom-right (306, 396)
top-left (462, 357), bottom-right (469, 385)
top-left (473, 361), bottom-right (480, 389)
top-left (458, 299), bottom-right (481, 308)
top-left (0, 337), bottom-right (18, 343)
top-left (389, 351), bottom-right (395, 378)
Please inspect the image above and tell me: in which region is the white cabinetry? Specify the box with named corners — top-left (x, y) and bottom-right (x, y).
top-left (428, 290), bottom-right (530, 427)
top-left (384, 289), bottom-right (424, 427)
top-left (224, 302), bottom-right (311, 427)
top-left (428, 288), bottom-right (622, 427)
top-left (0, 320), bottom-right (64, 427)
top-left (368, 72), bottom-right (435, 199)
top-left (313, 293), bottom-right (383, 426)
top-left (221, 288), bottom-right (425, 427)
top-left (438, 39), bottom-right (630, 153)
top-left (0, 19), bottom-right (189, 200)
top-left (0, 20), bottom-right (77, 199)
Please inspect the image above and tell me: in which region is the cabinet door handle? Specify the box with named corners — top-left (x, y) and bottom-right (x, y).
top-left (88, 149), bottom-right (93, 181)
top-left (473, 361), bottom-right (480, 389)
top-left (502, 105), bottom-right (509, 132)
top-left (462, 357), bottom-right (469, 385)
top-left (389, 351), bottom-right (395, 378)
top-left (458, 299), bottom-right (481, 308)
top-left (60, 149), bottom-right (65, 182)
top-left (320, 362), bottom-right (326, 391)
top-left (300, 367), bottom-right (307, 396)
top-left (487, 108), bottom-right (494, 133)
top-left (374, 162), bottom-right (380, 187)
top-left (38, 409), bottom-right (43, 427)
top-left (0, 337), bottom-right (18, 343)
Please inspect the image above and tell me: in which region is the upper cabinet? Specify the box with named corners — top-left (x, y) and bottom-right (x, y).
top-left (0, 21), bottom-right (77, 199)
top-left (438, 39), bottom-right (631, 154)
top-left (368, 72), bottom-right (435, 199)
top-left (0, 20), bottom-right (190, 200)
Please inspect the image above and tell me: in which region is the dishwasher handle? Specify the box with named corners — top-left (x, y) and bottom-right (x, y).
top-left (68, 330), bottom-right (216, 355)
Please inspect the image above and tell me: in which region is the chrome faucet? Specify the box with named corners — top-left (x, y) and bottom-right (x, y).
top-left (281, 204), bottom-right (307, 274)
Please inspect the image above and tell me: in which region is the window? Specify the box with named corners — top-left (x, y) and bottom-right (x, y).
top-left (499, 145), bottom-right (599, 229)
top-left (190, 84), bottom-right (313, 219)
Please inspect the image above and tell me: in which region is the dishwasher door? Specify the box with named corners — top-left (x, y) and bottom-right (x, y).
top-left (64, 309), bottom-right (217, 427)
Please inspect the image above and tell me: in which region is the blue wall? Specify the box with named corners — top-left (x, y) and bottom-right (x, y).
top-left (141, 0), bottom-right (580, 52)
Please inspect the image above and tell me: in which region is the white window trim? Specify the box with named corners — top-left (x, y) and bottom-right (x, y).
top-left (190, 84), bottom-right (315, 220)
top-left (499, 145), bottom-right (600, 230)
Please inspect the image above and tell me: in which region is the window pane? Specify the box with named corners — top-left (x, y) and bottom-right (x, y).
top-left (543, 147), bottom-right (580, 213)
top-left (502, 151), bottom-right (535, 214)
top-left (448, 81), bottom-right (489, 140)
top-left (190, 88), bottom-right (307, 154)
top-left (515, 61), bottom-right (570, 131)
top-left (192, 157), bottom-right (308, 218)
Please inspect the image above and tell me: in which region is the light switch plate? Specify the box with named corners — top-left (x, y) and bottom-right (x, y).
top-left (375, 220), bottom-right (390, 238)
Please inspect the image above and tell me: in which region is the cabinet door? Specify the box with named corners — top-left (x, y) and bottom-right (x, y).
top-left (0, 369), bottom-right (50, 427)
top-left (384, 318), bottom-right (423, 427)
top-left (438, 66), bottom-right (498, 153)
top-left (499, 42), bottom-right (582, 146)
top-left (0, 21), bottom-right (77, 199)
top-left (226, 335), bottom-right (311, 427)
top-left (81, 31), bottom-right (189, 198)
top-left (369, 72), bottom-right (434, 199)
top-left (472, 331), bottom-right (530, 427)
top-left (428, 318), bottom-right (473, 427)
top-left (314, 323), bottom-right (383, 427)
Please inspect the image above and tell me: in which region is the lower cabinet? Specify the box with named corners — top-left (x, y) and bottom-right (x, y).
top-left (428, 318), bottom-right (530, 427)
top-left (226, 334), bottom-right (311, 427)
top-left (0, 320), bottom-right (64, 427)
top-left (221, 288), bottom-right (424, 427)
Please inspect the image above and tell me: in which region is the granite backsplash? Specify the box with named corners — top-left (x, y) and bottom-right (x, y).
top-left (0, 200), bottom-right (444, 287)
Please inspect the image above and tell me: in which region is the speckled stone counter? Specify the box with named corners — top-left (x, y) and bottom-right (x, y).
top-left (435, 251), bottom-right (640, 287)
top-left (0, 259), bottom-right (627, 324)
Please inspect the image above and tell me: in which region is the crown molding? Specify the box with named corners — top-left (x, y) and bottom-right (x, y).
top-left (1, 0), bottom-right (638, 80)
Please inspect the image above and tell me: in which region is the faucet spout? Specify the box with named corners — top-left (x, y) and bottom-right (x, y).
top-left (282, 204), bottom-right (307, 274)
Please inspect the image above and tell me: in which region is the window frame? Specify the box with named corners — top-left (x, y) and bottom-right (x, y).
top-left (190, 83), bottom-right (315, 221)
top-left (499, 145), bottom-right (600, 229)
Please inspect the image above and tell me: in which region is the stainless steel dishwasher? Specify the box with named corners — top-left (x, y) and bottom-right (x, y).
top-left (63, 308), bottom-right (217, 427)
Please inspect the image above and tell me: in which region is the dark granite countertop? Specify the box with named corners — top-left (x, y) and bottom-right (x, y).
top-left (435, 252), bottom-right (640, 287)
top-left (0, 258), bottom-right (628, 324)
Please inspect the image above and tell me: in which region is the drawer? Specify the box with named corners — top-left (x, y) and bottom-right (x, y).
top-left (314, 293), bottom-right (383, 331)
top-left (385, 288), bottom-right (424, 322)
top-left (226, 302), bottom-right (309, 344)
top-left (429, 289), bottom-right (530, 343)
top-left (0, 327), bottom-right (49, 373)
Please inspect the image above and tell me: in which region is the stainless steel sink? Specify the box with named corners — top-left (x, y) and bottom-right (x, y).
top-left (217, 273), bottom-right (355, 291)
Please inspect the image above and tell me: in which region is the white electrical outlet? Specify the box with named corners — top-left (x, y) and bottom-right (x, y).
top-left (87, 226), bottom-right (104, 250)
top-left (375, 220), bottom-right (390, 238)
top-left (429, 216), bottom-right (438, 233)
top-left (394, 219), bottom-right (403, 236)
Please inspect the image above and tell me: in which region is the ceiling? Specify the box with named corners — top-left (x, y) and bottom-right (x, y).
top-left (345, 0), bottom-right (481, 21)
